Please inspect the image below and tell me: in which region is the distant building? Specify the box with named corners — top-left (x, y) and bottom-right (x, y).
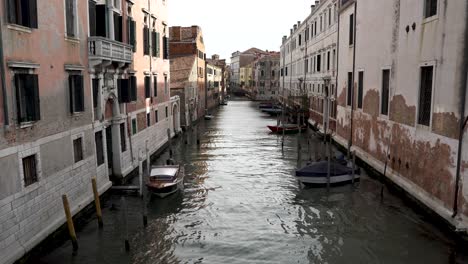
top-left (230, 48), bottom-right (267, 95)
top-left (206, 54), bottom-right (228, 103)
top-left (169, 26), bottom-right (206, 119)
top-left (206, 63), bottom-right (223, 110)
top-left (252, 52), bottom-right (281, 101)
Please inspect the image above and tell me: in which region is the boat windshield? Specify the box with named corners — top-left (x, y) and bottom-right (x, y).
top-left (150, 167), bottom-right (178, 178)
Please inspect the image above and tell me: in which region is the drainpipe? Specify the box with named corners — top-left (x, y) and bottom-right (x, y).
top-left (348, 1), bottom-right (357, 156)
top-left (0, 13), bottom-right (9, 127)
top-left (452, 1), bottom-right (468, 218)
top-left (335, 4), bottom-right (340, 125)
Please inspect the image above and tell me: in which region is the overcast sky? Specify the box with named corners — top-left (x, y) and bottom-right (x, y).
top-left (168, 0), bottom-right (312, 62)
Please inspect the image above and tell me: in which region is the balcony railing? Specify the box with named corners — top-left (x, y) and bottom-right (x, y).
top-left (88, 36), bottom-right (133, 64)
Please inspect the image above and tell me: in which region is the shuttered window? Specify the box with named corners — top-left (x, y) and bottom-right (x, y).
top-left (88, 0), bottom-right (97, 36)
top-left (349, 14), bottom-right (354, 45)
top-left (357, 71), bottom-right (364, 109)
top-left (23, 155), bottom-right (38, 186)
top-left (143, 26), bottom-right (150, 55)
top-left (164, 76), bottom-right (168, 94)
top-left (381, 69), bottom-right (390, 115)
top-left (95, 131), bottom-right (104, 166)
top-left (73, 137), bottom-right (83, 163)
top-left (15, 73), bottom-right (40, 123)
top-left (114, 12), bottom-right (123, 42)
top-left (163, 36), bottom-right (169, 59)
top-left (95, 5), bottom-right (107, 37)
top-left (144, 76), bottom-right (151, 98)
top-left (120, 123), bottom-right (126, 152)
top-left (317, 55), bottom-right (321, 72)
top-left (151, 31), bottom-right (159, 57)
top-left (129, 76), bottom-right (137, 102)
top-left (65, 0), bottom-right (75, 37)
top-left (146, 113), bottom-right (151, 127)
top-left (69, 74), bottom-right (84, 113)
top-left (347, 72), bottom-right (353, 106)
top-left (7, 0), bottom-right (38, 28)
top-left (127, 18), bottom-right (136, 52)
top-left (165, 106), bottom-right (168, 118)
top-left (418, 66), bottom-right (434, 126)
top-left (92, 78), bottom-right (99, 108)
top-left (117, 78), bottom-right (130, 103)
top-left (155, 110), bottom-right (159, 123)
top-left (153, 76), bottom-right (158, 97)
top-left (131, 119), bottom-right (137, 135)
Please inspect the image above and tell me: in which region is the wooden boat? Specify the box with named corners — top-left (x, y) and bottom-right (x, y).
top-left (146, 165), bottom-right (184, 198)
top-left (262, 108), bottom-right (282, 115)
top-left (267, 124), bottom-right (307, 134)
top-left (295, 161), bottom-right (360, 186)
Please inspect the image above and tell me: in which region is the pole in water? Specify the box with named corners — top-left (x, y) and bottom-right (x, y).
top-left (91, 177), bottom-right (103, 228)
top-left (121, 197), bottom-right (130, 252)
top-left (351, 151), bottom-right (356, 184)
top-left (167, 129), bottom-right (172, 158)
top-left (138, 158), bottom-right (143, 198)
top-left (62, 194), bottom-right (78, 251)
top-left (326, 142), bottom-right (331, 191)
top-left (142, 192), bottom-right (148, 228)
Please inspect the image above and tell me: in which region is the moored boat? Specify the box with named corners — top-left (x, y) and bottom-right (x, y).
top-left (295, 161), bottom-right (360, 186)
top-left (259, 102), bottom-right (274, 109)
top-left (204, 114), bottom-right (214, 120)
top-left (146, 165), bottom-right (184, 198)
top-left (267, 124), bottom-right (307, 134)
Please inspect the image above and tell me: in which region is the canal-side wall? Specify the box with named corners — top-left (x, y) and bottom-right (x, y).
top-left (333, 0), bottom-right (468, 230)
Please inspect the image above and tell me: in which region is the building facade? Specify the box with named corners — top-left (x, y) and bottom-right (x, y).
top-left (230, 48), bottom-right (266, 95)
top-left (0, 0), bottom-right (180, 262)
top-left (335, 0), bottom-right (468, 229)
top-left (169, 26), bottom-right (206, 119)
top-left (280, 0), bottom-right (338, 129)
top-left (252, 52), bottom-right (281, 101)
top-left (206, 63), bottom-right (222, 110)
top-left (206, 54), bottom-right (227, 103)
top-left (170, 56), bottom-right (198, 128)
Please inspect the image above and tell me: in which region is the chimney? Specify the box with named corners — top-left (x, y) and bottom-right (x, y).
top-left (191, 25), bottom-right (198, 37)
top-left (311, 5), bottom-right (315, 12)
top-left (171, 26), bottom-right (181, 41)
top-left (297, 21), bottom-right (301, 27)
top-left (315, 1), bottom-right (320, 6)
top-left (290, 28), bottom-right (293, 35)
top-left (282, 36), bottom-right (287, 44)
top-left (293, 24), bottom-right (298, 31)
top-left (212, 54), bottom-right (220, 60)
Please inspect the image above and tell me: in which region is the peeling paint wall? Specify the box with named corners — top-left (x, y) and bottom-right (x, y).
top-left (335, 0), bottom-right (468, 227)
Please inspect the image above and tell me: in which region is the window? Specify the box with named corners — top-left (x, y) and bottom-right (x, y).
top-left (347, 72), bottom-right (353, 106)
top-left (272, 70), bottom-right (275, 77)
top-left (285, 67), bottom-right (288, 76)
top-left (65, 0), bottom-right (76, 37)
top-left (164, 75), bottom-right (168, 94)
top-left (418, 66), bottom-right (434, 126)
top-left (381, 69), bottom-right (390, 115)
top-left (120, 123), bottom-right (126, 152)
top-left (23, 155), bottom-right (38, 186)
top-left (129, 76), bottom-right (137, 102)
top-left (15, 73), bottom-right (40, 123)
top-left (144, 76), bottom-right (151, 98)
top-left (327, 51), bottom-right (330, 71)
top-left (146, 113), bottom-right (151, 127)
top-left (73, 137), bottom-right (83, 162)
top-left (127, 18), bottom-right (136, 52)
top-left (92, 78), bottom-right (99, 108)
top-left (320, 16), bottom-right (323, 32)
top-left (281, 68), bottom-right (284, 76)
top-left (305, 59), bottom-right (309, 73)
top-left (153, 76), bottom-right (158, 97)
top-left (143, 26), bottom-right (150, 55)
top-left (95, 131), bottom-right (104, 166)
top-left (261, 70), bottom-right (264, 77)
top-left (152, 31), bottom-right (160, 57)
top-left (113, 12), bottom-right (123, 42)
top-left (155, 110), bottom-right (159, 123)
top-left (349, 14), bottom-right (354, 45)
top-left (317, 55), bottom-right (321, 72)
top-left (7, 0), bottom-right (38, 28)
top-left (69, 74), bottom-right (84, 113)
top-left (357, 71), bottom-right (364, 109)
top-left (329, 8), bottom-right (332, 26)
top-left (165, 106), bottom-right (168, 118)
top-left (163, 36), bottom-right (169, 59)
top-left (424, 0), bottom-right (437, 18)
top-left (131, 119), bottom-right (137, 135)
top-left (298, 34), bottom-right (302, 46)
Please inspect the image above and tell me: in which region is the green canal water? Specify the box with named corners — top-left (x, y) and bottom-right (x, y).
top-left (36, 100), bottom-right (466, 264)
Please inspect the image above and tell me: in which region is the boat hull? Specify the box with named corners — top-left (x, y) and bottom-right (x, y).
top-left (296, 174), bottom-right (360, 186)
top-left (147, 180), bottom-right (184, 198)
top-left (267, 125), bottom-right (307, 134)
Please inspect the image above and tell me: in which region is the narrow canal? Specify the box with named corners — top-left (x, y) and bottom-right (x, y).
top-left (38, 100), bottom-right (466, 264)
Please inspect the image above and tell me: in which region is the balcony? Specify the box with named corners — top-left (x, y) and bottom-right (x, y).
top-left (88, 36), bottom-right (133, 67)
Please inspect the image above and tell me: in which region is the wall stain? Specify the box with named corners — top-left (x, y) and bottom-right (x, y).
top-left (432, 112), bottom-right (459, 139)
top-left (363, 89), bottom-right (380, 117)
top-left (389, 94), bottom-right (416, 126)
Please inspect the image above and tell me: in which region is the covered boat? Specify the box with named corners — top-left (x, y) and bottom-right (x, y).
top-left (259, 102), bottom-right (274, 109)
top-left (295, 161), bottom-right (360, 186)
top-left (146, 165), bottom-right (184, 198)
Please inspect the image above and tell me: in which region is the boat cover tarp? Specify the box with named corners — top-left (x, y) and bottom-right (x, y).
top-left (296, 161), bottom-right (357, 177)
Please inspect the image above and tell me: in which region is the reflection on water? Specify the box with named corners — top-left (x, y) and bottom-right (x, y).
top-left (39, 100), bottom-right (466, 264)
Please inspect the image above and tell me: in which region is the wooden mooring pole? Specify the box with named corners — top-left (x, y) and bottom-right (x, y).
top-left (121, 197), bottom-right (130, 252)
top-left (351, 151), bottom-right (356, 184)
top-left (91, 178), bottom-right (103, 228)
top-left (62, 194), bottom-right (78, 251)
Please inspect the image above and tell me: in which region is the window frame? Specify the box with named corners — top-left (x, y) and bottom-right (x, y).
top-left (64, 0), bottom-right (78, 39)
top-left (120, 123), bottom-right (127, 152)
top-left (72, 135), bottom-right (84, 163)
top-left (68, 72), bottom-right (85, 114)
top-left (14, 72), bottom-right (41, 125)
top-left (417, 62), bottom-right (436, 127)
top-left (95, 130), bottom-right (105, 166)
top-left (7, 0), bottom-right (38, 29)
top-left (380, 68), bottom-right (391, 116)
top-left (357, 70), bottom-right (364, 109)
top-left (423, 0), bottom-right (438, 20)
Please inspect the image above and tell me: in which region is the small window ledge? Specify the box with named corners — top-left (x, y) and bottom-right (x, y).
top-left (65, 36), bottom-right (80, 44)
top-left (423, 15), bottom-right (438, 24)
top-left (7, 24), bottom-right (32, 34)
top-left (19, 121), bottom-right (35, 129)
